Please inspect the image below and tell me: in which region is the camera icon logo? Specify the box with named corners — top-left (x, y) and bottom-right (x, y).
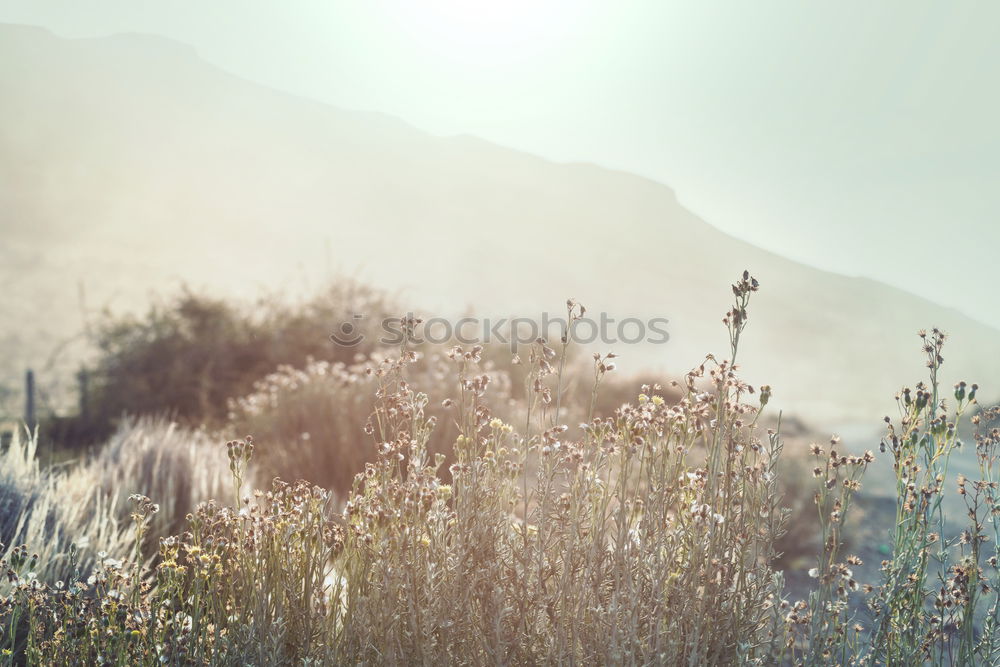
top-left (330, 314), bottom-right (366, 346)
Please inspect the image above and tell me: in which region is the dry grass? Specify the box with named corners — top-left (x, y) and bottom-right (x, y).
top-left (0, 273), bottom-right (997, 665)
top-left (0, 429), bottom-right (130, 586)
top-left (0, 419), bottom-right (240, 588)
top-left (82, 418), bottom-right (246, 544)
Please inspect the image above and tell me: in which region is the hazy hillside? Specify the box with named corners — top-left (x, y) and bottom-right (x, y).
top-left (2, 23), bottom-right (997, 426)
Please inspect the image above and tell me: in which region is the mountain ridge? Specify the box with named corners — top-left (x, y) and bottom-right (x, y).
top-left (2, 22), bottom-right (997, 426)
top-left (0, 23), bottom-right (963, 311)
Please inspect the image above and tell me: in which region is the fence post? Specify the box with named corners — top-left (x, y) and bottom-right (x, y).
top-left (25, 368), bottom-right (36, 431)
top-left (78, 366), bottom-right (89, 419)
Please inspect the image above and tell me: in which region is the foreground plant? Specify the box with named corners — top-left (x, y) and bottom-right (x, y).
top-left (786, 329), bottom-right (997, 666)
top-left (863, 330), bottom-right (989, 665)
top-left (2, 272), bottom-right (997, 665)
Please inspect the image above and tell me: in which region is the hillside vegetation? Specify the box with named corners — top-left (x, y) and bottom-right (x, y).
top-left (1, 273), bottom-right (997, 665)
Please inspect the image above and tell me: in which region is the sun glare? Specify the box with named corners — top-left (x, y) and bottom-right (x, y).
top-left (384, 0), bottom-right (586, 63)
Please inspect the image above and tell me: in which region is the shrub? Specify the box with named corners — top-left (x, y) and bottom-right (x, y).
top-left (226, 346), bottom-right (525, 497)
top-left (223, 307), bottom-right (672, 499)
top-left (861, 331), bottom-right (987, 664)
top-left (330, 273), bottom-right (786, 663)
top-left (48, 281), bottom-right (395, 447)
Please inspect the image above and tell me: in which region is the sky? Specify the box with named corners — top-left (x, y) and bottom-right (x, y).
top-left (1, 0), bottom-right (998, 326)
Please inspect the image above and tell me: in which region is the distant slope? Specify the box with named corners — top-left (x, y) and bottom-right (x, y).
top-left (2, 24), bottom-right (997, 426)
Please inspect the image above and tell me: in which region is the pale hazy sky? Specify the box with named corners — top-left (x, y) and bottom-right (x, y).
top-left (2, 1), bottom-right (998, 325)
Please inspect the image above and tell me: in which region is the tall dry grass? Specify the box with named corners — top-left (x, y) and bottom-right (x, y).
top-left (1, 272), bottom-right (997, 665)
top-left (81, 418), bottom-right (246, 544)
top-left (0, 419), bottom-right (239, 588)
top-left (0, 429), bottom-right (130, 586)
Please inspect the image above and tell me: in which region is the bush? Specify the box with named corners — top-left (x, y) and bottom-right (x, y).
top-left (48, 281), bottom-right (395, 448)
top-left (226, 348), bottom-right (521, 496)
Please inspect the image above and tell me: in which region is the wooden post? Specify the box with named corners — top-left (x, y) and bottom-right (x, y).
top-left (25, 368), bottom-right (36, 430)
top-left (77, 367), bottom-right (89, 419)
